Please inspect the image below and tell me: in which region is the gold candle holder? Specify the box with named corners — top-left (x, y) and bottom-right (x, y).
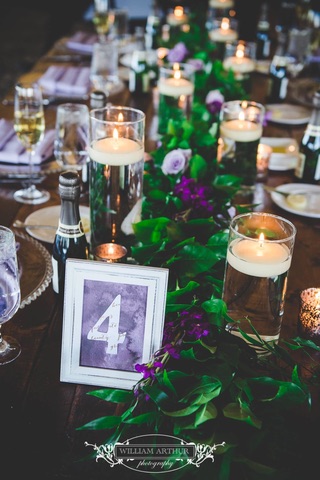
top-left (94, 243), bottom-right (127, 263)
top-left (298, 287), bottom-right (320, 344)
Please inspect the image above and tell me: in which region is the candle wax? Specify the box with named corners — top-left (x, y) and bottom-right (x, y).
top-left (166, 13), bottom-right (188, 26)
top-left (227, 238), bottom-right (291, 277)
top-left (223, 56), bottom-right (255, 74)
top-left (209, 28), bottom-right (238, 43)
top-left (220, 119), bottom-right (262, 142)
top-left (89, 137), bottom-right (143, 166)
top-left (158, 77), bottom-right (194, 97)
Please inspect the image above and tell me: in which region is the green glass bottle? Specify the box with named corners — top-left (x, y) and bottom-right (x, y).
top-left (295, 90), bottom-right (320, 184)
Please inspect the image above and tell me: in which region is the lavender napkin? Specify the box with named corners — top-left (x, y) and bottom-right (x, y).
top-left (0, 119), bottom-right (55, 165)
top-left (38, 66), bottom-right (90, 96)
top-left (65, 31), bottom-right (98, 54)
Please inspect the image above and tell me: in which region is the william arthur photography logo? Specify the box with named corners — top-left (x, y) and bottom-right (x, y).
top-left (85, 433), bottom-right (225, 474)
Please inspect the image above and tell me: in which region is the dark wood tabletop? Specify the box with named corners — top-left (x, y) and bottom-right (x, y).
top-left (0, 34), bottom-right (319, 480)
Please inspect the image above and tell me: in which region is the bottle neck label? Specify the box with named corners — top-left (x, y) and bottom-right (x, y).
top-left (57, 221), bottom-right (84, 238)
top-left (305, 125), bottom-right (320, 136)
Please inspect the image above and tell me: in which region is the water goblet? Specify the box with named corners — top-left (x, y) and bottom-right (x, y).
top-left (0, 226), bottom-right (21, 365)
top-left (13, 81), bottom-right (50, 204)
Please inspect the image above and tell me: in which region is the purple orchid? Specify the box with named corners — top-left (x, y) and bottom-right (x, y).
top-left (167, 42), bottom-right (189, 63)
top-left (179, 310), bottom-right (210, 340)
top-left (161, 148), bottom-right (192, 175)
top-left (135, 361), bottom-right (163, 379)
top-left (205, 89), bottom-right (225, 115)
top-left (187, 58), bottom-right (205, 71)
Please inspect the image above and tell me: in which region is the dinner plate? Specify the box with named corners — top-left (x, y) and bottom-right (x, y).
top-left (24, 205), bottom-right (90, 243)
top-left (266, 103), bottom-right (312, 125)
top-left (260, 137), bottom-right (299, 171)
top-left (270, 183), bottom-right (320, 218)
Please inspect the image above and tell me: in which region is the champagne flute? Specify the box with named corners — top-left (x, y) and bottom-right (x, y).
top-left (13, 82), bottom-right (50, 205)
top-left (0, 226), bottom-right (21, 365)
top-left (92, 0), bottom-right (114, 43)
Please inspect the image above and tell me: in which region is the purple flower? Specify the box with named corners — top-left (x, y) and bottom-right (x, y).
top-left (263, 110), bottom-right (272, 127)
top-left (135, 361), bottom-right (163, 379)
top-left (179, 310), bottom-right (210, 339)
top-left (205, 89), bottom-right (224, 115)
top-left (163, 343), bottom-right (180, 359)
top-left (173, 176), bottom-right (214, 218)
top-left (167, 42), bottom-right (189, 63)
top-left (187, 58), bottom-right (204, 71)
top-left (161, 148), bottom-right (192, 175)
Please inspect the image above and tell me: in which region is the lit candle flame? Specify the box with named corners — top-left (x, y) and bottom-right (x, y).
top-left (259, 233), bottom-right (265, 248)
top-left (173, 63), bottom-right (181, 80)
top-left (236, 45), bottom-right (245, 59)
top-left (238, 111), bottom-right (245, 122)
top-left (118, 112), bottom-right (123, 122)
top-left (221, 17), bottom-right (230, 31)
top-left (174, 6), bottom-right (184, 18)
top-left (113, 127), bottom-right (119, 150)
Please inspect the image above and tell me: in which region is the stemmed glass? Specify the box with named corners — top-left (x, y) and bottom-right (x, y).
top-left (92, 0), bottom-right (114, 43)
top-left (0, 226), bottom-right (21, 365)
top-left (13, 82), bottom-right (50, 205)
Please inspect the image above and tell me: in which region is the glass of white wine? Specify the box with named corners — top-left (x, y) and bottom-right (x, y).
top-left (13, 82), bottom-right (50, 204)
top-left (92, 0), bottom-right (114, 43)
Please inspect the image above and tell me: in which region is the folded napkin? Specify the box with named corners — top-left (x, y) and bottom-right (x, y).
top-left (0, 119), bottom-right (55, 165)
top-left (65, 31), bottom-right (98, 54)
top-left (38, 66), bottom-right (90, 96)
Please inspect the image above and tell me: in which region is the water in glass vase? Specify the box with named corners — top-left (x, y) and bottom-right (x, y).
top-left (222, 261), bottom-right (289, 349)
top-left (89, 138), bottom-right (144, 250)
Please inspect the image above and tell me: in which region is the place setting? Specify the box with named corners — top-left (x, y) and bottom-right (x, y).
top-left (265, 183), bottom-right (320, 218)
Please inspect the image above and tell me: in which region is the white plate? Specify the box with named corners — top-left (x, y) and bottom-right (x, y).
top-left (270, 183), bottom-right (320, 218)
top-left (266, 104), bottom-right (312, 125)
top-left (24, 205), bottom-right (90, 243)
top-left (261, 137), bottom-right (299, 171)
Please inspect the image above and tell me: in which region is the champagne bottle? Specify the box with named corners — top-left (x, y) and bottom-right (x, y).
top-left (52, 170), bottom-right (89, 295)
top-left (268, 31), bottom-right (289, 103)
top-left (256, 2), bottom-right (271, 60)
top-left (295, 90), bottom-right (320, 184)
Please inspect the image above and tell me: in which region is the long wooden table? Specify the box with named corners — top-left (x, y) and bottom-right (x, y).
top-left (0, 36), bottom-right (319, 479)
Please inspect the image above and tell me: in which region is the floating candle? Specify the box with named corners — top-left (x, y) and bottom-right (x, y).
top-left (223, 48), bottom-right (255, 74)
top-left (227, 236), bottom-right (291, 277)
top-left (89, 137), bottom-right (143, 166)
top-left (209, 17), bottom-right (238, 42)
top-left (158, 64), bottom-right (194, 97)
top-left (210, 0), bottom-right (234, 8)
top-left (220, 115), bottom-right (262, 142)
top-left (167, 6), bottom-right (188, 26)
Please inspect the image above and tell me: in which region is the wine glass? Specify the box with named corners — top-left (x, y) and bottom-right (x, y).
top-left (0, 226), bottom-right (21, 365)
top-left (92, 0), bottom-right (114, 43)
top-left (13, 82), bottom-right (50, 204)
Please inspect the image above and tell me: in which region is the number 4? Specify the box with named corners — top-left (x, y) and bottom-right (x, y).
top-left (87, 294), bottom-right (126, 355)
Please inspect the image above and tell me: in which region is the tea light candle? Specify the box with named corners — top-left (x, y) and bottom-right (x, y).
top-left (167, 6), bottom-right (188, 26)
top-left (158, 64), bottom-right (194, 97)
top-left (210, 0), bottom-right (234, 8)
top-left (94, 243), bottom-right (127, 263)
top-left (89, 134), bottom-right (143, 166)
top-left (209, 17), bottom-right (238, 43)
top-left (223, 44), bottom-right (255, 74)
top-left (227, 234), bottom-right (291, 277)
top-left (298, 288), bottom-right (320, 343)
top-left (220, 112), bottom-right (263, 142)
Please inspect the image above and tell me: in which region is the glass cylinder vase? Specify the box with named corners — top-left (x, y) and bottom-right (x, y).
top-left (89, 106), bottom-right (145, 252)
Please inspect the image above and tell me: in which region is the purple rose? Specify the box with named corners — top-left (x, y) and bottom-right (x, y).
top-left (205, 89), bottom-right (224, 115)
top-left (161, 148), bottom-right (192, 175)
top-left (167, 42), bottom-right (189, 63)
top-left (187, 58), bottom-right (204, 71)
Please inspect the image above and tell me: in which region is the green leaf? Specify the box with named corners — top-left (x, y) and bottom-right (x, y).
top-left (189, 153), bottom-right (208, 180)
top-left (223, 402), bottom-right (262, 429)
top-left (194, 402), bottom-right (218, 425)
top-left (123, 412), bottom-right (158, 425)
top-left (87, 388), bottom-right (133, 404)
top-left (77, 415), bottom-right (122, 430)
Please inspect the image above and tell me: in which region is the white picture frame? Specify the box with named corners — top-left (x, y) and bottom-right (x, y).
top-left (60, 258), bottom-right (169, 390)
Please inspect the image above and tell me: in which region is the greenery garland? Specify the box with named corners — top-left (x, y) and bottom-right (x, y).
top-left (78, 14), bottom-right (320, 479)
